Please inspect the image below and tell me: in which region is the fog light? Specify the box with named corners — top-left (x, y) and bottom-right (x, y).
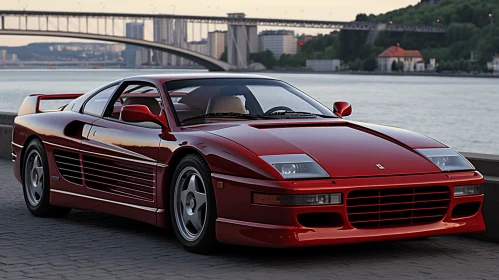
top-left (253, 193), bottom-right (342, 206)
top-left (454, 185), bottom-right (484, 197)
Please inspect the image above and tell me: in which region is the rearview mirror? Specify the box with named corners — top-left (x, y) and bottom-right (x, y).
top-left (333, 102), bottom-right (352, 118)
top-left (121, 105), bottom-right (168, 129)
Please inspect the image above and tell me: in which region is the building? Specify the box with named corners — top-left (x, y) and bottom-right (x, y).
top-left (487, 55), bottom-right (499, 72)
top-left (186, 39), bottom-right (209, 66)
top-left (188, 39), bottom-right (209, 55)
top-left (173, 19), bottom-right (188, 66)
top-left (208, 31), bottom-right (227, 59)
top-left (297, 34), bottom-right (315, 51)
top-left (124, 22), bottom-right (148, 68)
top-left (306, 59), bottom-right (341, 72)
top-left (227, 13), bottom-right (258, 69)
top-left (259, 30), bottom-right (298, 59)
top-left (1, 50), bottom-right (6, 62)
top-left (153, 18), bottom-right (174, 66)
top-left (152, 18), bottom-right (189, 66)
top-left (377, 45), bottom-right (424, 72)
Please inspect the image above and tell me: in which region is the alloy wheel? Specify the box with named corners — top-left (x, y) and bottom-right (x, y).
top-left (173, 167), bottom-right (208, 242)
top-left (24, 150), bottom-right (45, 206)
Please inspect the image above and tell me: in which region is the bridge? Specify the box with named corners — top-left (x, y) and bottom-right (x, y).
top-left (0, 10), bottom-right (446, 71)
top-left (0, 30), bottom-right (233, 71)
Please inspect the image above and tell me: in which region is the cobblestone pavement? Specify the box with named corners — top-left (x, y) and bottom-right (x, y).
top-left (1, 160), bottom-right (499, 279)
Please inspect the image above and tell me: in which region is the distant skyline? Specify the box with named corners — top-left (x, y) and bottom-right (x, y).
top-left (1, 0), bottom-right (419, 46)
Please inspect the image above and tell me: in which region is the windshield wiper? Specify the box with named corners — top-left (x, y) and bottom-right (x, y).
top-left (264, 111), bottom-right (337, 118)
top-left (181, 112), bottom-right (270, 124)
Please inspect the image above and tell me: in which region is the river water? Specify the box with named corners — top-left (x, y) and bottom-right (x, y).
top-left (0, 69), bottom-right (497, 154)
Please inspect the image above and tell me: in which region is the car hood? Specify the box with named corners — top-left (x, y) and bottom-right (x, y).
top-left (205, 120), bottom-right (445, 178)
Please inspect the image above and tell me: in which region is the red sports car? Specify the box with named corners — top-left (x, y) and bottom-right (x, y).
top-left (12, 74), bottom-right (485, 253)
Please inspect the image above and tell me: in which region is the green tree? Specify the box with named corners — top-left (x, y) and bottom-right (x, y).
top-left (250, 50), bottom-right (277, 69)
top-left (219, 47), bottom-right (227, 62)
top-left (364, 57), bottom-right (377, 71)
top-left (391, 61), bottom-right (398, 71)
top-left (397, 61), bottom-right (405, 72)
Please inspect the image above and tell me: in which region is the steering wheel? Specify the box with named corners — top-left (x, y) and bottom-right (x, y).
top-left (264, 106), bottom-right (294, 115)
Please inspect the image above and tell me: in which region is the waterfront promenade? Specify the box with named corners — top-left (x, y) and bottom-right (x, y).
top-left (0, 159), bottom-right (498, 279)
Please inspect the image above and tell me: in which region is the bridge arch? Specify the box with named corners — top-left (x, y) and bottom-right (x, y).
top-left (0, 30), bottom-right (233, 71)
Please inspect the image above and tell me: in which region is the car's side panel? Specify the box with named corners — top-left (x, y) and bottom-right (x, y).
top-left (154, 129), bottom-right (282, 222)
top-left (13, 111), bottom-right (98, 194)
top-left (50, 189), bottom-right (158, 226)
top-left (81, 118), bottom-right (162, 208)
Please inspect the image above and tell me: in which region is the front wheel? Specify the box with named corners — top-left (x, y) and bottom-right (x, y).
top-left (22, 139), bottom-right (71, 217)
top-left (170, 154), bottom-right (218, 254)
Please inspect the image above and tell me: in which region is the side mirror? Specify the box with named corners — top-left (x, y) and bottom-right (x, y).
top-left (333, 101), bottom-right (352, 118)
top-left (121, 105), bottom-right (169, 129)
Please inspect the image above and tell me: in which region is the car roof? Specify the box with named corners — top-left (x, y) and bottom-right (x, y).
top-left (124, 73), bottom-right (278, 84)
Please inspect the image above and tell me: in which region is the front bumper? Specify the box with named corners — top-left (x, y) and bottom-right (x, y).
top-left (212, 171), bottom-right (485, 247)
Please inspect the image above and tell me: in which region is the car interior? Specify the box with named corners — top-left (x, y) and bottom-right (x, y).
top-left (108, 83), bottom-right (265, 126)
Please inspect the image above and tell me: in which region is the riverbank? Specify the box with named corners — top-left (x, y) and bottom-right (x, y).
top-left (256, 69), bottom-right (499, 78)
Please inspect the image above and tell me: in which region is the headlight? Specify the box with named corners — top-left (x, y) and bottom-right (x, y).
top-left (416, 148), bottom-right (474, 172)
top-left (260, 154), bottom-right (329, 179)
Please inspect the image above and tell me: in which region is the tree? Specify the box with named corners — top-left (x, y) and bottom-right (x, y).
top-left (355, 13), bottom-right (369, 22)
top-left (397, 61), bottom-right (405, 72)
top-left (364, 57), bottom-right (377, 71)
top-left (250, 50), bottom-right (277, 69)
top-left (219, 47), bottom-right (227, 62)
top-left (391, 61), bottom-right (398, 71)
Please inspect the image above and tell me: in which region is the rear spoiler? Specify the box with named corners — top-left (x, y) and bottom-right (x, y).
top-left (18, 93), bottom-right (83, 116)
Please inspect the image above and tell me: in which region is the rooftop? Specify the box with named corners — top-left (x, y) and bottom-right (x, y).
top-left (378, 46), bottom-right (423, 58)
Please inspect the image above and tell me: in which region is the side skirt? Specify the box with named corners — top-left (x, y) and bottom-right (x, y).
top-left (50, 189), bottom-right (166, 227)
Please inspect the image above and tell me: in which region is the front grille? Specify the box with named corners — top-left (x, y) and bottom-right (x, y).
top-left (346, 186), bottom-right (450, 229)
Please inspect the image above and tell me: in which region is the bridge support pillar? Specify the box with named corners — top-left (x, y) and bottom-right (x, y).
top-left (227, 13), bottom-right (257, 70)
top-left (1, 16), bottom-right (4, 30)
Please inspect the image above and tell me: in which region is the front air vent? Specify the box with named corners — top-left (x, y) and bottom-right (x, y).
top-left (53, 150), bottom-right (83, 185)
top-left (250, 122), bottom-right (344, 129)
top-left (82, 155), bottom-right (155, 201)
top-left (346, 186), bottom-right (450, 229)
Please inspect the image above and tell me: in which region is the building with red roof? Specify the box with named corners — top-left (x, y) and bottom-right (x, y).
top-left (377, 45), bottom-right (425, 72)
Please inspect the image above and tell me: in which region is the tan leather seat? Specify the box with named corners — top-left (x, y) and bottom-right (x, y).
top-left (123, 97), bottom-right (161, 115)
top-left (206, 96), bottom-right (247, 114)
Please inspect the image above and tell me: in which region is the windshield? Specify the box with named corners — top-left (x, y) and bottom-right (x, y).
top-left (163, 78), bottom-right (335, 125)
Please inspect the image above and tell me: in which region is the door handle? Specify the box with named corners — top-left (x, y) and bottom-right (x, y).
top-left (82, 124), bottom-right (93, 139)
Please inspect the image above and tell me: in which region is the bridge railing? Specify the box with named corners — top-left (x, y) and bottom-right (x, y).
top-left (0, 10), bottom-right (446, 32)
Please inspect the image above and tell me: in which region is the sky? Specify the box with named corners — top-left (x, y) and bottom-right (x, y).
top-left (1, 0), bottom-right (420, 46)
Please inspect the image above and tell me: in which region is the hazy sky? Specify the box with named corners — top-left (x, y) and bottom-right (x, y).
top-left (1, 0), bottom-right (419, 46)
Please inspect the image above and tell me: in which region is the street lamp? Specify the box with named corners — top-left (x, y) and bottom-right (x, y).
top-left (436, 19), bottom-right (440, 23)
top-left (389, 21), bottom-right (393, 25)
top-left (490, 13), bottom-right (494, 26)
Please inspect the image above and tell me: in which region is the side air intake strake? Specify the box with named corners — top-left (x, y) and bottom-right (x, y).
top-left (53, 150), bottom-right (83, 185)
top-left (82, 155), bottom-right (155, 201)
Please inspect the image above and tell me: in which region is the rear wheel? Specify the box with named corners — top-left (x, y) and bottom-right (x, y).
top-left (170, 154), bottom-right (218, 254)
top-left (23, 139), bottom-right (71, 217)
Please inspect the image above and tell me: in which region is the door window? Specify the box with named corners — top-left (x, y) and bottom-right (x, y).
top-left (82, 85), bottom-right (118, 117)
top-left (104, 82), bottom-right (162, 127)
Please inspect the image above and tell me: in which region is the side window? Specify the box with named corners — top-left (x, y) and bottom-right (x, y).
top-left (83, 85), bottom-right (118, 117)
top-left (105, 82), bottom-right (162, 127)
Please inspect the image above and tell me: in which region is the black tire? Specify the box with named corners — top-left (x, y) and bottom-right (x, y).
top-left (170, 154), bottom-right (218, 254)
top-left (22, 139), bottom-right (71, 217)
